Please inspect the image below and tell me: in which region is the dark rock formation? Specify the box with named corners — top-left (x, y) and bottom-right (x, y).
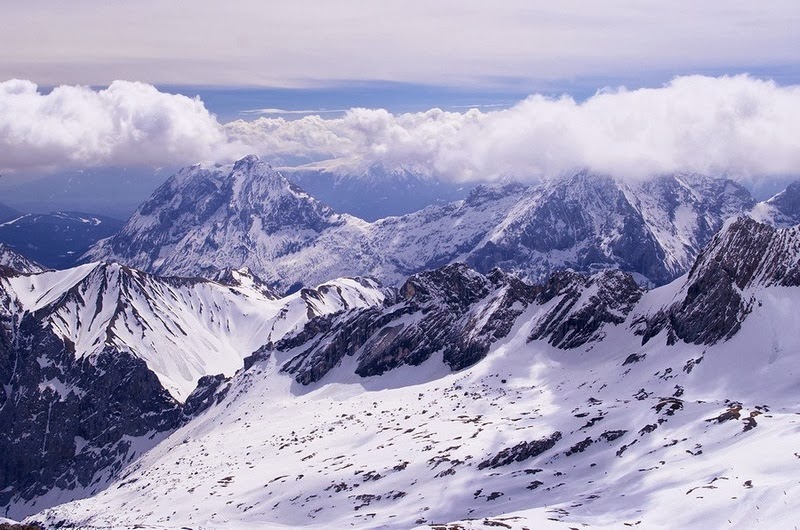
top-left (477, 432), bottom-right (562, 469)
top-left (529, 269), bottom-right (643, 348)
top-left (0, 312), bottom-right (181, 518)
top-left (278, 264), bottom-right (541, 384)
top-left (641, 218), bottom-right (800, 345)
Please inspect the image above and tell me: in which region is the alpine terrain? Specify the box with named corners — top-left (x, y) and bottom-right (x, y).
top-left (85, 156), bottom-right (764, 291)
top-left (3, 218), bottom-right (800, 529)
top-left (0, 214), bottom-right (795, 528)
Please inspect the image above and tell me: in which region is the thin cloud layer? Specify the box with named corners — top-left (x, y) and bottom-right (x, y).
top-left (0, 1), bottom-right (797, 88)
top-left (2, 75), bottom-right (799, 180)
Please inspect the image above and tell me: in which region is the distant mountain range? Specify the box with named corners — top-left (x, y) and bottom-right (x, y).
top-left (0, 212), bottom-right (123, 269)
top-left (85, 155), bottom-right (797, 291)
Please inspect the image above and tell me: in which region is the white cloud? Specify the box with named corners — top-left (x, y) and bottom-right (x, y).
top-left (0, 80), bottom-right (247, 172)
top-left (229, 75), bottom-right (800, 180)
top-left (2, 75), bottom-right (800, 181)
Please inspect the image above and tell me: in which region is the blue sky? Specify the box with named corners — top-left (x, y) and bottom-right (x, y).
top-left (163, 63), bottom-right (800, 122)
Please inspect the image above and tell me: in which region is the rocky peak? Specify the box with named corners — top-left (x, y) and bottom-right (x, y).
top-left (210, 266), bottom-right (279, 299)
top-left (278, 264), bottom-right (541, 383)
top-left (83, 155), bottom-right (352, 280)
top-left (399, 263), bottom-right (492, 309)
top-left (640, 217), bottom-right (800, 346)
top-left (763, 181), bottom-right (800, 226)
top-left (529, 269), bottom-right (644, 349)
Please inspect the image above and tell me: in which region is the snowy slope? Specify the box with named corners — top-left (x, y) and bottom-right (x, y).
top-left (749, 180), bottom-right (800, 228)
top-left (0, 261), bottom-right (387, 519)
top-left (85, 156), bottom-right (758, 290)
top-left (1, 263), bottom-right (385, 401)
top-left (31, 219), bottom-right (800, 529)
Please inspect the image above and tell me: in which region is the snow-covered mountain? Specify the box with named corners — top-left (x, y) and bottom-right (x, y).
top-left (0, 243), bottom-right (47, 274)
top-left (85, 155), bottom-right (381, 291)
top-left (0, 262), bottom-right (384, 518)
top-left (750, 180), bottom-right (800, 227)
top-left (280, 159), bottom-right (468, 221)
top-left (458, 171), bottom-right (755, 285)
top-left (85, 156), bottom-right (758, 290)
top-left (0, 212), bottom-right (123, 269)
top-left (27, 217), bottom-right (800, 529)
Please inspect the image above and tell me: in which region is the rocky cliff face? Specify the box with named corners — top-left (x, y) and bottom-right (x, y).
top-left (277, 264), bottom-right (541, 383)
top-left (0, 271), bottom-right (182, 517)
top-left (639, 218), bottom-right (800, 345)
top-left (529, 269), bottom-right (643, 349)
top-left (277, 264), bottom-right (646, 385)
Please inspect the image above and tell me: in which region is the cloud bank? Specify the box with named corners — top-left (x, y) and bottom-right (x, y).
top-left (2, 75), bottom-right (799, 181)
top-left (0, 79), bottom-right (246, 172)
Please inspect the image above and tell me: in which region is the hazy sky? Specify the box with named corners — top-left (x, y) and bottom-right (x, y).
top-left (1, 1), bottom-right (797, 88)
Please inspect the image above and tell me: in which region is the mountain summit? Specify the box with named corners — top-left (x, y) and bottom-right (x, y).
top-left (85, 156), bottom-right (760, 290)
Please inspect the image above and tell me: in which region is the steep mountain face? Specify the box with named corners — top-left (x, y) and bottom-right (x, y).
top-left (85, 156), bottom-right (760, 291)
top-left (528, 269), bottom-right (643, 349)
top-left (31, 219), bottom-right (800, 529)
top-left (277, 264), bottom-right (542, 384)
top-left (638, 217), bottom-right (800, 346)
top-left (0, 266), bottom-right (181, 519)
top-left (278, 265), bottom-right (644, 387)
top-left (0, 212), bottom-right (123, 269)
top-left (281, 160), bottom-right (468, 221)
top-left (368, 181), bottom-right (529, 277)
top-left (85, 155), bottom-right (379, 290)
top-left (0, 244), bottom-right (47, 274)
top-left (750, 180), bottom-right (800, 227)
top-left (0, 262), bottom-right (385, 519)
top-left (463, 172), bottom-right (755, 285)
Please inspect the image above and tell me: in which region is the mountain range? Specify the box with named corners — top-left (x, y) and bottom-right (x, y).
top-left (85, 155), bottom-right (796, 292)
top-left (0, 215), bottom-right (796, 528)
top-left (1, 155), bottom-right (799, 528)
